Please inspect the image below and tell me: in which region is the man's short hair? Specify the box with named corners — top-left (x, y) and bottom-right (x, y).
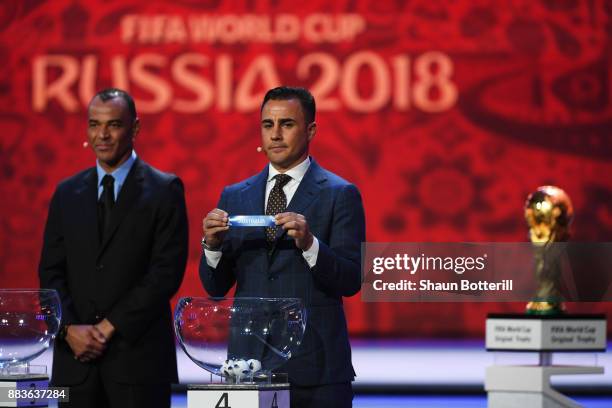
top-left (93, 88), bottom-right (137, 121)
top-left (261, 86), bottom-right (316, 124)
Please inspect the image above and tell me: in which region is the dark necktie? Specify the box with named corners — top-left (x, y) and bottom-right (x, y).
top-left (265, 174), bottom-right (292, 242)
top-left (99, 174), bottom-right (115, 241)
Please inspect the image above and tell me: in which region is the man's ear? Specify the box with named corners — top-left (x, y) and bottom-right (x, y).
top-left (131, 117), bottom-right (141, 140)
top-left (307, 122), bottom-right (316, 142)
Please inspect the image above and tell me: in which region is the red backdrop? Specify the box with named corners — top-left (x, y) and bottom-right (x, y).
top-left (1, 0), bottom-right (611, 337)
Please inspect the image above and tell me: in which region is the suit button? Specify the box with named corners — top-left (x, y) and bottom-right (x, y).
top-left (268, 276), bottom-right (276, 281)
top-left (96, 264), bottom-right (104, 271)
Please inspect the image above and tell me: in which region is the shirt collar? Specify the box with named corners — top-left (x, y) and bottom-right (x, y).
top-left (96, 150), bottom-right (137, 188)
top-left (267, 157), bottom-right (311, 183)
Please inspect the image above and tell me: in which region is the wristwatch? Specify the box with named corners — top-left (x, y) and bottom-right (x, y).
top-left (201, 237), bottom-right (221, 252)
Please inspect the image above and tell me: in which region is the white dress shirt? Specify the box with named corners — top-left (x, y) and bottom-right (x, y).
top-left (205, 157), bottom-right (320, 268)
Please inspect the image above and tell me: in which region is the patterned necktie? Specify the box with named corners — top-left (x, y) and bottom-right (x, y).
top-left (99, 174), bottom-right (115, 240)
top-left (265, 174), bottom-right (292, 242)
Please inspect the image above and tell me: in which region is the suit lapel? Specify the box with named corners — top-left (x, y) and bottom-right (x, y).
top-left (277, 159), bottom-right (325, 240)
top-left (98, 159), bottom-right (144, 257)
top-left (75, 168), bottom-right (100, 259)
top-left (240, 167), bottom-right (268, 214)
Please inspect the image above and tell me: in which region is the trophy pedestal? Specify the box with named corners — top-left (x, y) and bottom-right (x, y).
top-left (0, 366), bottom-right (49, 408)
top-left (484, 314), bottom-right (607, 408)
top-left (486, 365), bottom-right (603, 408)
top-left (187, 383), bottom-right (289, 408)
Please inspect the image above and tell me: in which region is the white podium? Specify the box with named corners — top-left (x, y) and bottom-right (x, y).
top-left (0, 366), bottom-right (50, 408)
top-left (485, 314), bottom-right (607, 408)
top-left (187, 383), bottom-right (289, 408)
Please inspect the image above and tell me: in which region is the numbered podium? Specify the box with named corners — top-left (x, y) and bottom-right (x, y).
top-left (188, 383), bottom-right (289, 408)
top-left (485, 314), bottom-right (607, 408)
top-left (0, 371), bottom-right (49, 407)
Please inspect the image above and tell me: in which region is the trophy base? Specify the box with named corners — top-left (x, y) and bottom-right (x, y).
top-left (486, 313), bottom-right (606, 351)
top-left (486, 365), bottom-right (603, 408)
top-left (526, 301), bottom-right (565, 316)
top-left (187, 383), bottom-right (290, 408)
top-left (485, 314), bottom-right (607, 408)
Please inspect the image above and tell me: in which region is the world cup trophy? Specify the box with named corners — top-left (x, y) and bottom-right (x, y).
top-left (524, 186), bottom-right (574, 315)
top-left (485, 186), bottom-right (606, 407)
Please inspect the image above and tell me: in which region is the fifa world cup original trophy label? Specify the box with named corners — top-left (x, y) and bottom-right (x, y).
top-left (524, 186), bottom-right (574, 315)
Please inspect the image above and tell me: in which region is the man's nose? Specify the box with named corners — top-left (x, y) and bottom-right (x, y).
top-left (99, 126), bottom-right (110, 139)
top-left (271, 125), bottom-right (282, 139)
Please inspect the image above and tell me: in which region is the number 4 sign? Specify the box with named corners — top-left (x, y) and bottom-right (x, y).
top-left (187, 386), bottom-right (289, 408)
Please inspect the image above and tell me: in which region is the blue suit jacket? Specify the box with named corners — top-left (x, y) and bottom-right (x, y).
top-left (199, 158), bottom-right (365, 386)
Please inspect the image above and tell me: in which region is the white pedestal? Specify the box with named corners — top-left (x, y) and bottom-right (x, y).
top-left (485, 365), bottom-right (603, 408)
top-left (187, 383), bottom-right (289, 408)
top-left (485, 314), bottom-right (607, 408)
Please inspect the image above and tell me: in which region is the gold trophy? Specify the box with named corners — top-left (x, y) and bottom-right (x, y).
top-left (524, 186), bottom-right (574, 315)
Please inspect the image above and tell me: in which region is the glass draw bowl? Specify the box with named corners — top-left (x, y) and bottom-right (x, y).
top-left (0, 289), bottom-right (61, 371)
top-left (174, 297), bottom-right (306, 383)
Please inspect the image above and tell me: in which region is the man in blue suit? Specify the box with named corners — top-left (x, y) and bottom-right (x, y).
top-left (200, 86), bottom-right (365, 407)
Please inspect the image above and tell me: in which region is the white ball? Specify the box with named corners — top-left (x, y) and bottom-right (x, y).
top-left (247, 359), bottom-right (262, 373)
top-left (220, 359), bottom-right (234, 378)
top-left (232, 359), bottom-right (251, 380)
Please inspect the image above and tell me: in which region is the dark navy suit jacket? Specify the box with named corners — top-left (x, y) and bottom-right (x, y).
top-left (39, 158), bottom-right (188, 386)
top-left (199, 158), bottom-right (365, 386)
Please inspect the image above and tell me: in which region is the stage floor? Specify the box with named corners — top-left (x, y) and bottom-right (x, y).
top-left (168, 394), bottom-right (612, 407)
top-left (176, 339), bottom-right (612, 391)
top-left (42, 394), bottom-right (612, 407)
top-left (35, 339), bottom-right (611, 407)
top-left (355, 396), bottom-right (612, 408)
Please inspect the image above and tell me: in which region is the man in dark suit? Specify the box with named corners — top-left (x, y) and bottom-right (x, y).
top-left (200, 86), bottom-right (365, 408)
top-left (39, 88), bottom-right (188, 408)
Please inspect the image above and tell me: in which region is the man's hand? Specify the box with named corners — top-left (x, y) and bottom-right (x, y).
top-left (95, 318), bottom-right (115, 342)
top-left (276, 212), bottom-right (314, 250)
top-left (202, 208), bottom-right (229, 249)
top-left (65, 325), bottom-right (107, 363)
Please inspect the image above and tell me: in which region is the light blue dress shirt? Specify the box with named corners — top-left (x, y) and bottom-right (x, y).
top-left (96, 150), bottom-right (137, 200)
